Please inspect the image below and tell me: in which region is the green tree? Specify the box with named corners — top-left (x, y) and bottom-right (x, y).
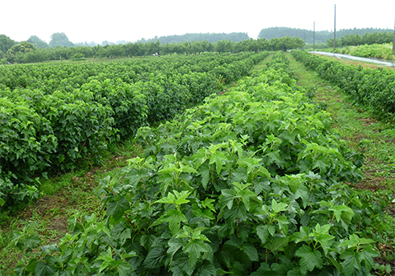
top-left (215, 40), bottom-right (233, 53)
top-left (257, 38), bottom-right (269, 52)
top-left (201, 40), bottom-right (213, 52)
top-left (0, 34), bottom-right (16, 53)
top-left (191, 41), bottom-right (204, 54)
top-left (49, 32), bottom-right (74, 47)
top-left (145, 40), bottom-right (161, 55)
top-left (27, 35), bottom-right (49, 48)
top-left (139, 32), bottom-right (250, 44)
top-left (6, 41), bottom-right (36, 63)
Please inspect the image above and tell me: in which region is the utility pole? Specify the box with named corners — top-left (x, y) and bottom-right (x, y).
top-left (393, 13), bottom-right (395, 52)
top-left (334, 4), bottom-right (337, 50)
top-left (313, 22), bottom-right (315, 51)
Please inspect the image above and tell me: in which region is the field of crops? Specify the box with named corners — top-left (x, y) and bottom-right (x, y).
top-left (1, 51), bottom-right (395, 275)
top-left (0, 52), bottom-right (268, 211)
top-left (0, 52), bottom-right (388, 275)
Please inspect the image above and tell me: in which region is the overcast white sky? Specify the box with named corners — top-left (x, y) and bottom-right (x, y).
top-left (1, 0), bottom-right (395, 44)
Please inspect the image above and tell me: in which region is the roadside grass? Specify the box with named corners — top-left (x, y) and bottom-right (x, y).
top-left (288, 53), bottom-right (395, 273)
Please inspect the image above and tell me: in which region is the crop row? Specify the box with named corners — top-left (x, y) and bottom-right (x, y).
top-left (0, 52), bottom-right (269, 209)
top-left (292, 50), bottom-right (395, 121)
top-left (0, 52), bottom-right (257, 92)
top-left (16, 52), bottom-right (387, 275)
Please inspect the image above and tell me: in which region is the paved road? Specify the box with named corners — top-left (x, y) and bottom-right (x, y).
top-left (309, 51), bottom-right (395, 67)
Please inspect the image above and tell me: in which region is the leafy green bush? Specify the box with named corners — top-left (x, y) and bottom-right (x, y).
top-left (80, 79), bottom-right (149, 139)
top-left (0, 98), bottom-right (57, 207)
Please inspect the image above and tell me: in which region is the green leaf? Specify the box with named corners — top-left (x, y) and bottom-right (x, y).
top-left (265, 236), bottom-right (289, 252)
top-left (265, 150), bottom-right (284, 168)
top-left (194, 207), bottom-right (215, 220)
top-left (312, 224), bottom-right (334, 255)
top-left (256, 225), bottom-right (269, 244)
top-left (359, 245), bottom-right (379, 272)
top-left (184, 239), bottom-right (209, 268)
top-left (243, 244), bottom-right (259, 262)
top-left (167, 237), bottom-right (183, 264)
top-left (25, 234), bottom-right (42, 251)
top-left (25, 259), bottom-right (39, 273)
top-left (198, 162), bottom-right (210, 189)
top-left (292, 226), bottom-right (312, 244)
top-left (201, 198), bottom-right (215, 212)
top-left (268, 224), bottom-right (276, 237)
top-left (124, 167), bottom-right (149, 187)
top-left (179, 164), bottom-right (199, 174)
top-left (329, 204), bottom-right (354, 224)
top-left (232, 166), bottom-right (248, 183)
top-left (106, 197), bottom-right (130, 221)
top-left (219, 189), bottom-right (236, 210)
top-left (143, 246), bottom-right (166, 269)
top-left (294, 184), bottom-right (309, 208)
top-left (312, 158), bottom-right (330, 173)
top-left (340, 250), bottom-right (361, 276)
top-left (339, 234), bottom-right (375, 248)
top-left (116, 260), bottom-right (132, 276)
top-left (196, 263), bottom-right (216, 276)
top-left (254, 178), bottom-right (271, 195)
top-left (151, 209), bottom-right (187, 235)
top-left (58, 154), bottom-right (65, 164)
top-left (173, 190), bottom-right (191, 205)
top-left (34, 261), bottom-right (56, 276)
top-left (255, 167), bottom-right (271, 179)
top-left (155, 192), bottom-right (176, 204)
top-left (209, 151), bottom-right (227, 175)
top-left (295, 245), bottom-right (323, 274)
top-left (235, 187), bottom-right (255, 211)
top-left (238, 157), bottom-right (261, 175)
top-left (271, 198), bottom-right (287, 213)
top-left (276, 215), bottom-right (289, 234)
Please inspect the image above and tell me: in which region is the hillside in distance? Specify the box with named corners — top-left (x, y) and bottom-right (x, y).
top-left (137, 32), bottom-right (250, 44)
top-left (258, 27), bottom-right (393, 44)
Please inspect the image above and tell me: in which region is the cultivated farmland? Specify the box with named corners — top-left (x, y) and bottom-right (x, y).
top-left (1, 51), bottom-right (394, 275)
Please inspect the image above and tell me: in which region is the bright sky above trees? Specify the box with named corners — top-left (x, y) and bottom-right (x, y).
top-left (2, 0), bottom-right (395, 44)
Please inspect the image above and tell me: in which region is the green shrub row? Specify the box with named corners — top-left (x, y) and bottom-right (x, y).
top-left (292, 50), bottom-right (395, 121)
top-left (15, 52), bottom-right (389, 275)
top-left (0, 52), bottom-right (254, 92)
top-left (0, 52), bottom-right (269, 210)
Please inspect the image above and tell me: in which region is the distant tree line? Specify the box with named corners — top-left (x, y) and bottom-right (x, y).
top-left (258, 27), bottom-right (393, 44)
top-left (327, 31), bottom-right (394, 47)
top-left (0, 32), bottom-right (252, 63)
top-left (138, 32), bottom-right (250, 44)
top-left (1, 36), bottom-right (305, 64)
